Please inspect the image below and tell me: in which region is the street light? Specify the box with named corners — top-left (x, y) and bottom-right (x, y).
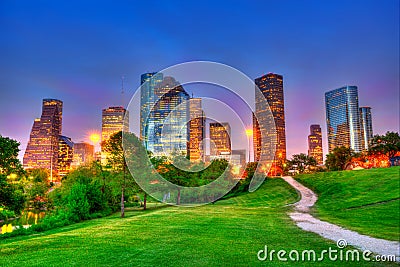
top-left (245, 128), bottom-right (253, 163)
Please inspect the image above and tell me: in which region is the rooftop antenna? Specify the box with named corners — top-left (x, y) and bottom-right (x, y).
top-left (121, 75), bottom-right (125, 108)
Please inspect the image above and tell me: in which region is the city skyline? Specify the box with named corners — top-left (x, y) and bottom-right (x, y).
top-left (0, 1), bottom-right (398, 162)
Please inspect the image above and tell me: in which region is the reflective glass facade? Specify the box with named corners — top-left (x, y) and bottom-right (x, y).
top-left (325, 86), bottom-right (363, 153)
top-left (145, 76), bottom-right (190, 156)
top-left (140, 72), bottom-right (163, 145)
top-left (359, 106), bottom-right (373, 150)
top-left (58, 135), bottom-right (74, 176)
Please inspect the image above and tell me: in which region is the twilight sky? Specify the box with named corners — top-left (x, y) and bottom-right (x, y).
top-left (0, 0), bottom-right (398, 161)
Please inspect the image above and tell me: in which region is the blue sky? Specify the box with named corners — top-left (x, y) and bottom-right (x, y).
top-left (0, 0), bottom-right (398, 160)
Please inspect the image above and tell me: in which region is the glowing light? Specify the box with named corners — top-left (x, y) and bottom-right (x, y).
top-left (245, 129), bottom-right (253, 137)
top-left (89, 133), bottom-right (100, 144)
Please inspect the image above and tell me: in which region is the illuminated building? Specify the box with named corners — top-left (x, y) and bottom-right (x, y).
top-left (145, 76), bottom-right (190, 156)
top-left (23, 99), bottom-right (63, 173)
top-left (209, 122), bottom-right (231, 156)
top-left (140, 72), bottom-right (163, 145)
top-left (58, 135), bottom-right (74, 176)
top-left (101, 106), bottom-right (129, 143)
top-left (71, 142), bottom-right (94, 168)
top-left (254, 73), bottom-right (287, 175)
top-left (101, 106), bottom-right (129, 164)
top-left (325, 86), bottom-right (363, 153)
top-left (188, 98), bottom-right (205, 161)
top-left (307, 124), bottom-right (323, 165)
top-left (359, 107), bottom-right (373, 150)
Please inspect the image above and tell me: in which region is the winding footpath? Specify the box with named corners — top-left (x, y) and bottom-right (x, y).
top-left (282, 176), bottom-right (400, 262)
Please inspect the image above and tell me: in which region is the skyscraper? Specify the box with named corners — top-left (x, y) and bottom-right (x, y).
top-left (58, 135), bottom-right (74, 176)
top-left (145, 76), bottom-right (190, 156)
top-left (24, 99), bottom-right (63, 172)
top-left (188, 98), bottom-right (205, 162)
top-left (325, 86), bottom-right (363, 153)
top-left (101, 106), bottom-right (129, 143)
top-left (209, 122), bottom-right (231, 156)
top-left (140, 72), bottom-right (163, 145)
top-left (308, 124), bottom-right (323, 165)
top-left (359, 106), bottom-right (373, 150)
top-left (254, 73), bottom-right (287, 174)
top-left (101, 106), bottom-right (129, 165)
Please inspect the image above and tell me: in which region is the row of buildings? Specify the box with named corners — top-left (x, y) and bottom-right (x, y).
top-left (22, 72), bottom-right (374, 178)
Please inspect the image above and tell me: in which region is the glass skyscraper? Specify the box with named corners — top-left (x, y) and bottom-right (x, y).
top-left (140, 72), bottom-right (163, 146)
top-left (143, 76), bottom-right (190, 156)
top-left (325, 86), bottom-right (363, 153)
top-left (359, 106), bottom-right (373, 150)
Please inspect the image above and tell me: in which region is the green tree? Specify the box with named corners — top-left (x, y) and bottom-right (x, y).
top-left (0, 135), bottom-right (24, 175)
top-left (67, 183), bottom-right (90, 221)
top-left (369, 131), bottom-right (400, 159)
top-left (0, 174), bottom-right (25, 214)
top-left (287, 153), bottom-right (317, 173)
top-left (325, 146), bottom-right (354, 171)
top-left (102, 131), bottom-right (144, 216)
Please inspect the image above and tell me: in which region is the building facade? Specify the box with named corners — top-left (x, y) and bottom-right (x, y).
top-left (325, 86), bottom-right (363, 153)
top-left (23, 99), bottom-right (63, 173)
top-left (145, 76), bottom-right (190, 156)
top-left (359, 106), bottom-right (373, 151)
top-left (307, 124), bottom-right (323, 165)
top-left (188, 98), bottom-right (205, 162)
top-left (254, 73), bottom-right (287, 175)
top-left (58, 135), bottom-right (74, 176)
top-left (101, 106), bottom-right (129, 143)
top-left (140, 72), bottom-right (163, 145)
top-left (71, 142), bottom-right (94, 168)
top-left (209, 122), bottom-right (231, 156)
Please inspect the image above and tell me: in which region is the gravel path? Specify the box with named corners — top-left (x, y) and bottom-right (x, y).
top-left (282, 176), bottom-right (400, 262)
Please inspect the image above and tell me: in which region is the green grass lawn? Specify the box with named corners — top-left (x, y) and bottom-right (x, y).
top-left (0, 178), bottom-right (397, 266)
top-left (296, 167), bottom-right (400, 241)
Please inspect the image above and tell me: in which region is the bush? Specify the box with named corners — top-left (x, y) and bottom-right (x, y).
top-left (67, 183), bottom-right (90, 222)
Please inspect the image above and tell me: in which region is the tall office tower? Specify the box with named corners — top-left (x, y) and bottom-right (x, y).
top-left (209, 122), bottom-right (231, 156)
top-left (359, 106), bottom-right (373, 150)
top-left (101, 106), bottom-right (129, 143)
top-left (308, 124), bottom-right (323, 165)
top-left (71, 142), bottom-right (94, 168)
top-left (188, 98), bottom-right (205, 161)
top-left (58, 135), bottom-right (74, 176)
top-left (254, 73), bottom-right (287, 174)
top-left (24, 99), bottom-right (63, 172)
top-left (146, 76), bottom-right (190, 156)
top-left (140, 72), bottom-right (163, 145)
top-left (325, 86), bottom-right (363, 153)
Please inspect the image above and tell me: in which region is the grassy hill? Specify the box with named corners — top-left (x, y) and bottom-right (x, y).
top-left (296, 167), bottom-right (400, 241)
top-left (0, 177), bottom-right (398, 266)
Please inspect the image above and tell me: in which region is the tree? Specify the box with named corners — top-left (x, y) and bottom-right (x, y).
top-left (287, 153), bottom-right (317, 174)
top-left (102, 131), bottom-right (144, 216)
top-left (369, 132), bottom-right (400, 159)
top-left (0, 174), bottom-right (25, 214)
top-left (0, 135), bottom-right (24, 176)
top-left (325, 146), bottom-right (354, 171)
